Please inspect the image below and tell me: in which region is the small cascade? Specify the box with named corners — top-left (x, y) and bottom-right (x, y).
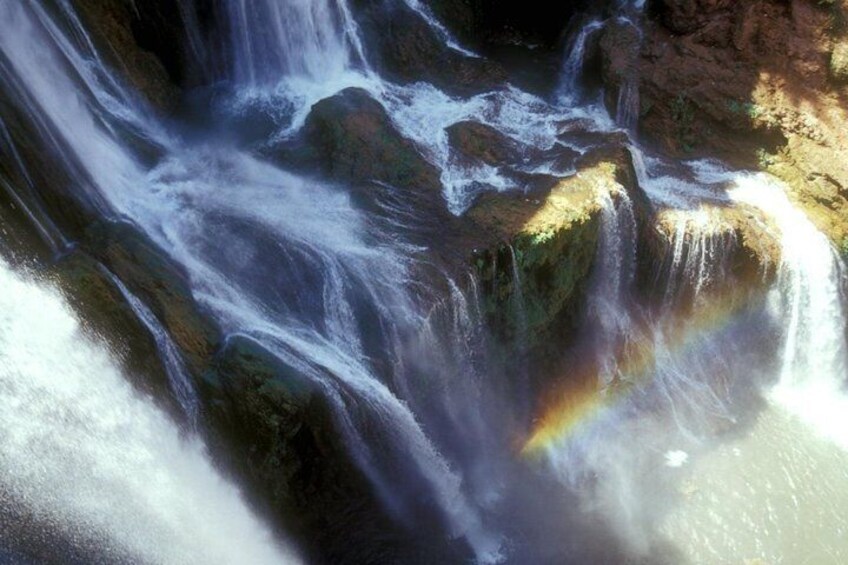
top-left (508, 245), bottom-right (529, 343)
top-left (557, 20), bottom-right (604, 103)
top-left (223, 0), bottom-right (368, 86)
top-left (402, 0), bottom-right (480, 58)
top-left (614, 74), bottom-right (641, 132)
top-left (103, 268), bottom-right (201, 429)
top-left (590, 189), bottom-right (638, 387)
top-left (659, 211), bottom-right (736, 308)
top-left (612, 4), bottom-right (645, 132)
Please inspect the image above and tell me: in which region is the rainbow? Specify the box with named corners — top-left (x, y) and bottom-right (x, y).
top-left (521, 288), bottom-right (758, 457)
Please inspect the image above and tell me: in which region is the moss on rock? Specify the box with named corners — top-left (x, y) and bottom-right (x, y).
top-left (468, 145), bottom-right (650, 350)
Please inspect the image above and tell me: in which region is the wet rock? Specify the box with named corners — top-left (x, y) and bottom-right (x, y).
top-left (302, 88), bottom-right (441, 192)
top-left (198, 335), bottom-right (456, 564)
top-left (447, 120), bottom-right (521, 166)
top-left (353, 0), bottom-right (507, 96)
top-left (83, 221), bottom-right (220, 375)
top-left (75, 0), bottom-right (183, 110)
top-left (199, 335), bottom-right (320, 507)
top-left (47, 251), bottom-right (182, 416)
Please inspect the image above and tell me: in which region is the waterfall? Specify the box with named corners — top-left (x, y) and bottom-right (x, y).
top-left (223, 0), bottom-right (368, 86)
top-left (0, 258), bottom-right (300, 564)
top-left (0, 2), bottom-right (501, 561)
top-left (3, 0), bottom-right (848, 562)
top-left (727, 173), bottom-right (848, 448)
top-left (589, 190), bottom-right (637, 387)
top-left (557, 20), bottom-right (604, 103)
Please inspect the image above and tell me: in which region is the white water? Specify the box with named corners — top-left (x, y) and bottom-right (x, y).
top-left (224, 0), bottom-right (367, 85)
top-left (557, 20), bottom-right (603, 103)
top-left (2, 1), bottom-right (848, 563)
top-left (0, 3), bottom-right (503, 561)
top-left (589, 189), bottom-right (637, 387)
top-left (728, 173), bottom-right (848, 448)
top-left (0, 259), bottom-right (301, 564)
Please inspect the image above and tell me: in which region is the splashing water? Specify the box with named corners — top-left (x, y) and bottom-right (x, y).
top-left (0, 258), bottom-right (301, 564)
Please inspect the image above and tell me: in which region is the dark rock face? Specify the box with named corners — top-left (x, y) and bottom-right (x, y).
top-left (353, 0), bottom-right (507, 96)
top-left (429, 0), bottom-right (594, 49)
top-left (74, 0), bottom-right (184, 109)
top-left (48, 251), bottom-right (188, 415)
top-left (650, 0), bottom-right (735, 35)
top-left (598, 19), bottom-right (642, 116)
top-left (302, 88), bottom-right (442, 192)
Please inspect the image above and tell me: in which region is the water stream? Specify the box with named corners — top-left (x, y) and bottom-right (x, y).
top-left (0, 0), bottom-right (846, 563)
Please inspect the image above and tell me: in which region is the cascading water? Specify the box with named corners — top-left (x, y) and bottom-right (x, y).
top-left (557, 20), bottom-right (604, 103)
top-left (1, 0), bottom-right (847, 563)
top-left (0, 259), bottom-right (301, 564)
top-left (0, 1), bottom-right (501, 562)
top-left (223, 0), bottom-right (367, 85)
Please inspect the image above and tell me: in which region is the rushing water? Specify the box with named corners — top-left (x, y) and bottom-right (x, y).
top-left (0, 0), bottom-right (847, 563)
top-left (0, 259), bottom-right (301, 564)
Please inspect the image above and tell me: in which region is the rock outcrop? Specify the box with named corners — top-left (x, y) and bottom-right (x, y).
top-left (604, 0), bottom-right (848, 245)
top-left (301, 88), bottom-right (442, 193)
top-left (468, 144), bottom-right (652, 349)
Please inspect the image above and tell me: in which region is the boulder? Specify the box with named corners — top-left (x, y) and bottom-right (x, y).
top-left (446, 120), bottom-right (521, 166)
top-left (302, 88), bottom-right (442, 193)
